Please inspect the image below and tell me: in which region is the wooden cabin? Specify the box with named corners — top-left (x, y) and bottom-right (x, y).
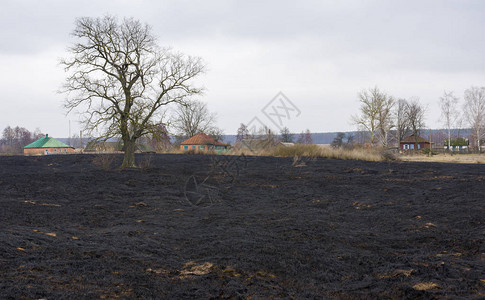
top-left (400, 134), bottom-right (432, 150)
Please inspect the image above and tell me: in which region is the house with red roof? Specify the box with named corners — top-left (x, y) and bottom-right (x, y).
top-left (180, 133), bottom-right (228, 153)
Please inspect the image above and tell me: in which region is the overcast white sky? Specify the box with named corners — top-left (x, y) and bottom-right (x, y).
top-left (1, 0), bottom-right (484, 138)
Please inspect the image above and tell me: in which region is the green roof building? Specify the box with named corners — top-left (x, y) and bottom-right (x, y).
top-left (24, 134), bottom-right (75, 155)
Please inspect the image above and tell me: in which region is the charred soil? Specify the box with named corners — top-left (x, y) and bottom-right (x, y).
top-left (0, 154), bottom-right (484, 299)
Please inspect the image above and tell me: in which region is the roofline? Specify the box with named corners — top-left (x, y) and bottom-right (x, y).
top-left (24, 146), bottom-right (75, 149)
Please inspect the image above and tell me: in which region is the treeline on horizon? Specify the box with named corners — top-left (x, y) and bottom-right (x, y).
top-left (0, 124), bottom-right (476, 155)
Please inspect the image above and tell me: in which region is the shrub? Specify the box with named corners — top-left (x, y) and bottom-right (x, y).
top-left (421, 148), bottom-right (432, 155)
top-left (138, 154), bottom-right (153, 171)
top-left (380, 150), bottom-right (399, 161)
top-left (92, 154), bottom-right (115, 170)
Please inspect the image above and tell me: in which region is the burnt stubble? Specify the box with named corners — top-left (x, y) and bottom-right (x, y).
top-left (0, 154), bottom-right (483, 299)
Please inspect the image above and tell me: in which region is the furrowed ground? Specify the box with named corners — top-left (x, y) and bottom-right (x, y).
top-left (0, 154), bottom-right (483, 299)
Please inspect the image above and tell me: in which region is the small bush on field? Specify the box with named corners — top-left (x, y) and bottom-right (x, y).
top-left (92, 154), bottom-right (115, 170)
top-left (422, 148), bottom-right (432, 155)
top-left (138, 155), bottom-right (153, 171)
top-left (380, 150), bottom-right (399, 161)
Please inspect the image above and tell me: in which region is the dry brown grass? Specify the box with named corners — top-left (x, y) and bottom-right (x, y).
top-left (138, 154), bottom-right (153, 170)
top-left (226, 144), bottom-right (392, 162)
top-left (401, 153), bottom-right (485, 164)
top-left (272, 144), bottom-right (390, 161)
top-left (92, 154), bottom-right (115, 170)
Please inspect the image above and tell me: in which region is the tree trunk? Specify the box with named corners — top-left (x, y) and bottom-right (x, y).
top-left (121, 139), bottom-right (137, 168)
top-left (478, 128), bottom-right (481, 155)
top-left (448, 128), bottom-right (451, 154)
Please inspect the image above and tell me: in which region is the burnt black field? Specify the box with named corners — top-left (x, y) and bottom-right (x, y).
top-left (0, 154), bottom-right (484, 299)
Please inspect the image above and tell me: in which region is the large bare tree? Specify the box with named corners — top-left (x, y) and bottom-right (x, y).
top-left (61, 16), bottom-right (204, 168)
top-left (439, 91), bottom-right (460, 152)
top-left (352, 87), bottom-right (394, 147)
top-left (463, 86), bottom-right (485, 153)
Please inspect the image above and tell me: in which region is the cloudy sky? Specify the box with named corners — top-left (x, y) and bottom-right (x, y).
top-left (1, 0), bottom-right (484, 138)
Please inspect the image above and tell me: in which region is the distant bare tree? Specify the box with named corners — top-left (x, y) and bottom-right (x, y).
top-left (297, 129), bottom-right (313, 144)
top-left (207, 127), bottom-right (225, 142)
top-left (172, 99), bottom-right (218, 139)
top-left (331, 132), bottom-right (346, 148)
top-left (463, 86), bottom-right (485, 153)
top-left (280, 127), bottom-right (294, 143)
top-left (405, 98), bottom-right (426, 148)
top-left (33, 128), bottom-right (44, 140)
top-left (140, 124), bottom-right (172, 152)
top-left (439, 91), bottom-right (460, 152)
top-left (236, 123), bottom-right (249, 144)
top-left (61, 16), bottom-right (204, 168)
top-left (395, 99), bottom-right (410, 145)
top-left (1, 126), bottom-right (41, 153)
top-left (2, 126), bottom-right (15, 146)
top-left (352, 87), bottom-right (394, 147)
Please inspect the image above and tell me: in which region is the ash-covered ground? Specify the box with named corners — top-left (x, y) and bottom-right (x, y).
top-left (0, 154), bottom-right (483, 299)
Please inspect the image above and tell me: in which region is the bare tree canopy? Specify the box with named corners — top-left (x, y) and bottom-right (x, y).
top-left (235, 123), bottom-right (249, 145)
top-left (463, 86), bottom-right (485, 152)
top-left (296, 129), bottom-right (313, 144)
top-left (61, 16), bottom-right (205, 167)
top-left (352, 87), bottom-right (394, 147)
top-left (1, 126), bottom-right (44, 154)
top-left (405, 98), bottom-right (426, 146)
top-left (171, 99), bottom-right (219, 140)
top-left (439, 91), bottom-right (460, 151)
top-left (395, 98), bottom-right (410, 144)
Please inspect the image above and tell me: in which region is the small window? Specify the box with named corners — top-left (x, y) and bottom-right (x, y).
top-left (192, 146), bottom-right (196, 149)
top-left (184, 146), bottom-right (188, 150)
top-left (410, 144), bottom-right (414, 149)
top-left (417, 144), bottom-right (421, 149)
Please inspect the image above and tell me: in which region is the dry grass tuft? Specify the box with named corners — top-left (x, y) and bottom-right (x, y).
top-left (401, 153), bottom-right (485, 164)
top-left (412, 281), bottom-right (441, 291)
top-left (92, 154), bottom-right (115, 170)
top-left (138, 155), bottom-right (153, 171)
